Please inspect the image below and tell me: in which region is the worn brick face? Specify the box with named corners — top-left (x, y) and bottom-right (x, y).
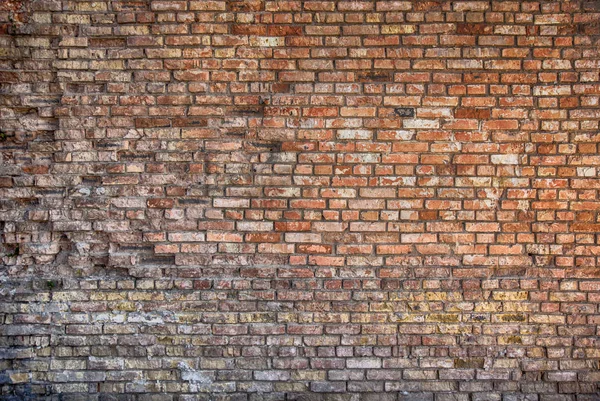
top-left (1, 0), bottom-right (600, 399)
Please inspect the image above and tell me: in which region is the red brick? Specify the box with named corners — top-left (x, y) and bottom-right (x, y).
top-left (4, 2), bottom-right (600, 397)
top-left (147, 199), bottom-right (174, 208)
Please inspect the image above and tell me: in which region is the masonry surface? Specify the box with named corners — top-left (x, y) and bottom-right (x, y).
top-left (1, 0), bottom-right (600, 400)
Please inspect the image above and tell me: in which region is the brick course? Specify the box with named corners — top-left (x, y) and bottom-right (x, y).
top-left (1, 0), bottom-right (600, 399)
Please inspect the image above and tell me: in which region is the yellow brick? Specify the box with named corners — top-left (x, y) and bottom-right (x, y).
top-left (382, 25), bottom-right (416, 34)
top-left (492, 291), bottom-right (528, 301)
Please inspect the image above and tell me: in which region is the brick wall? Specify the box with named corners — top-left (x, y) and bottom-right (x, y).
top-left (1, 0), bottom-right (600, 399)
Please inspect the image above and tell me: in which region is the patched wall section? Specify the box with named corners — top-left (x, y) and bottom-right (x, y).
top-left (1, 0), bottom-right (600, 400)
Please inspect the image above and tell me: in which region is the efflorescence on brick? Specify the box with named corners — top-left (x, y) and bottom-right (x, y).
top-left (1, 0), bottom-right (600, 399)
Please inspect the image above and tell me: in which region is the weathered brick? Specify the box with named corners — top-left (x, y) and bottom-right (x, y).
top-left (1, 1), bottom-right (599, 399)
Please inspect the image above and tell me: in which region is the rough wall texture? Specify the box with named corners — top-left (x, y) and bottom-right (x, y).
top-left (1, 0), bottom-right (600, 399)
